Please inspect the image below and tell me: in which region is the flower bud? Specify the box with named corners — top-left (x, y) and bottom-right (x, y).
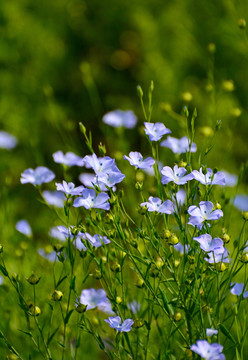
top-left (79, 122), bottom-right (86, 136)
top-left (183, 106), bottom-right (189, 117)
top-left (119, 189), bottom-right (124, 198)
top-left (135, 181), bottom-right (143, 191)
top-left (238, 18), bottom-right (246, 29)
top-left (53, 244), bottom-right (64, 253)
top-left (155, 258), bottom-right (164, 269)
top-left (130, 239), bottom-right (138, 249)
top-left (222, 80), bottom-right (234, 92)
top-left (240, 253), bottom-right (248, 263)
top-left (94, 270), bottom-right (102, 280)
top-left (216, 262), bottom-right (227, 272)
top-left (161, 229), bottom-right (172, 239)
top-left (116, 296), bottom-right (122, 304)
top-left (182, 92), bottom-right (192, 102)
top-left (222, 233), bottom-right (230, 244)
top-left (27, 273), bottom-right (40, 285)
top-left (137, 85), bottom-right (143, 98)
top-left (243, 212), bottom-right (248, 221)
top-left (0, 244), bottom-right (3, 253)
top-left (199, 126), bottom-right (214, 137)
top-left (174, 312), bottom-right (182, 321)
top-left (109, 195), bottom-right (117, 205)
top-left (98, 142), bottom-right (106, 156)
top-left (215, 202), bottom-right (221, 210)
top-left (133, 319), bottom-right (144, 328)
top-left (52, 290), bottom-right (63, 301)
top-left (136, 278), bottom-right (144, 288)
top-left (111, 263), bottom-right (121, 273)
top-left (202, 166), bottom-right (208, 175)
top-left (76, 303), bottom-right (87, 313)
top-left (179, 160), bottom-right (187, 168)
top-left (30, 305), bottom-right (41, 316)
top-left (174, 260), bottom-right (180, 267)
top-left (187, 255), bottom-right (195, 264)
top-left (138, 205), bottom-right (148, 215)
top-left (207, 42), bottom-right (216, 53)
top-left (168, 234), bottom-right (179, 245)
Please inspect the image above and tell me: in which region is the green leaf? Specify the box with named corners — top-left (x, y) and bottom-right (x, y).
top-left (219, 324), bottom-right (236, 344)
top-left (47, 327), bottom-right (59, 346)
top-left (64, 309), bottom-right (74, 325)
top-left (0, 264), bottom-right (8, 277)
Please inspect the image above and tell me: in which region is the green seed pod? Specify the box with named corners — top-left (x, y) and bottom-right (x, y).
top-left (133, 319), bottom-right (144, 328)
top-left (111, 263), bottom-right (121, 273)
top-left (240, 253), bottom-right (248, 263)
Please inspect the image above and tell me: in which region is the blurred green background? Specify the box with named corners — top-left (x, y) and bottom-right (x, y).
top-left (1, 0), bottom-right (248, 357)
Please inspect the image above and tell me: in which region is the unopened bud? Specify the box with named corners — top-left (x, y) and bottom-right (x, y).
top-left (116, 296), bottom-right (122, 304)
top-left (135, 181), bottom-right (143, 191)
top-left (0, 244), bottom-right (3, 253)
top-left (79, 122), bottom-right (86, 135)
top-left (136, 278), bottom-right (144, 288)
top-left (30, 305), bottom-right (41, 316)
top-left (243, 212), bottom-right (248, 221)
top-left (216, 262), bottom-right (227, 272)
top-left (53, 244), bottom-right (64, 253)
top-left (27, 273), bottom-right (40, 285)
top-left (240, 253), bottom-right (248, 263)
top-left (109, 195), bottom-right (117, 205)
top-left (179, 160), bottom-right (187, 168)
top-left (94, 270), bottom-right (102, 280)
top-left (238, 18), bottom-right (246, 29)
top-left (174, 260), bottom-right (180, 267)
top-left (138, 205), bottom-right (148, 215)
top-left (52, 290), bottom-right (63, 301)
top-left (155, 258), bottom-right (164, 269)
top-left (111, 263), bottom-right (121, 273)
top-left (174, 312), bottom-right (182, 321)
top-left (215, 202), bottom-right (221, 210)
top-left (161, 229), bottom-right (172, 239)
top-left (137, 85), bottom-right (143, 98)
top-left (183, 106), bottom-right (189, 117)
top-left (133, 319), bottom-right (144, 328)
top-left (98, 142), bottom-right (106, 156)
top-left (222, 80), bottom-right (234, 92)
top-left (76, 303), bottom-right (87, 313)
top-left (182, 92), bottom-right (192, 102)
top-left (168, 234), bottom-right (179, 245)
top-left (222, 233), bottom-right (230, 244)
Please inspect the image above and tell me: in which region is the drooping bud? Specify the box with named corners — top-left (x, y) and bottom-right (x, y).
top-left (52, 290), bottom-right (63, 301)
top-left (76, 304), bottom-right (87, 313)
top-left (111, 263), bottom-right (121, 273)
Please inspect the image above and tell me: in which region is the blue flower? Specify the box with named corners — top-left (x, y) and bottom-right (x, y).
top-left (191, 340), bottom-right (225, 360)
top-left (82, 233), bottom-right (111, 248)
top-left (233, 194), bottom-right (248, 212)
top-left (188, 201), bottom-right (223, 229)
top-left (53, 151), bottom-right (84, 167)
top-left (140, 196), bottom-right (173, 214)
top-left (205, 248), bottom-right (229, 264)
top-left (127, 300), bottom-right (141, 314)
top-left (96, 171), bottom-right (125, 188)
top-left (16, 220), bottom-right (32, 237)
top-left (49, 227), bottom-right (67, 241)
top-left (144, 122), bottom-right (171, 141)
top-left (79, 172), bottom-right (114, 191)
top-left (0, 131), bottom-right (18, 150)
top-left (193, 234), bottom-right (223, 253)
top-left (123, 152), bottom-right (155, 169)
top-left (192, 168), bottom-right (225, 186)
top-left (160, 136), bottom-right (197, 154)
top-left (221, 171), bottom-right (237, 187)
top-left (38, 248), bottom-right (57, 262)
top-left (230, 283), bottom-right (248, 298)
top-left (43, 191), bottom-right (66, 208)
top-left (21, 166), bottom-right (55, 186)
top-left (161, 165), bottom-right (194, 185)
top-left (83, 153), bottom-right (118, 174)
top-left (103, 110), bottom-right (137, 128)
top-left (73, 188), bottom-right (110, 210)
top-left (174, 242), bottom-right (189, 254)
top-left (206, 328), bottom-right (218, 337)
top-left (104, 316), bottom-right (134, 332)
top-left (56, 181), bottom-right (84, 196)
top-left (80, 288), bottom-right (114, 314)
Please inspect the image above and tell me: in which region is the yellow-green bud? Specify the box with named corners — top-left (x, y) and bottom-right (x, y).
top-left (216, 262), bottom-right (227, 272)
top-left (109, 195), bottom-right (117, 205)
top-left (136, 171), bottom-right (145, 182)
top-left (149, 265), bottom-right (159, 278)
top-left (222, 80), bottom-right (234, 92)
top-left (182, 92), bottom-right (192, 102)
top-left (238, 18), bottom-right (246, 29)
top-left (243, 212), bottom-right (248, 221)
top-left (0, 244), bottom-right (3, 253)
top-left (222, 233), bottom-right (230, 244)
top-left (168, 234), bottom-right (179, 245)
top-left (30, 305), bottom-right (41, 316)
top-left (111, 263), bottom-right (121, 273)
top-left (133, 319), bottom-right (144, 328)
top-left (187, 255), bottom-right (195, 264)
top-left (137, 85), bottom-right (143, 98)
top-left (155, 258), bottom-right (164, 269)
top-left (138, 205), bottom-right (148, 215)
top-left (215, 202), bottom-right (222, 210)
top-left (208, 42), bottom-right (216, 53)
top-left (27, 273), bottom-right (40, 285)
top-left (94, 270), bottom-right (102, 280)
top-left (76, 303), bottom-right (87, 313)
top-left (161, 229), bottom-right (172, 239)
top-left (240, 253), bottom-right (248, 263)
top-left (52, 290), bottom-right (63, 301)
top-left (98, 142), bottom-right (106, 156)
top-left (174, 259), bottom-right (180, 267)
top-left (116, 296), bottom-right (122, 304)
top-left (174, 312), bottom-right (182, 321)
top-left (79, 122), bottom-right (87, 135)
top-left (179, 160), bottom-right (187, 168)
top-left (135, 181), bottom-right (143, 191)
top-left (53, 244), bottom-right (64, 253)
top-left (199, 126), bottom-right (214, 137)
top-left (136, 278), bottom-right (144, 288)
